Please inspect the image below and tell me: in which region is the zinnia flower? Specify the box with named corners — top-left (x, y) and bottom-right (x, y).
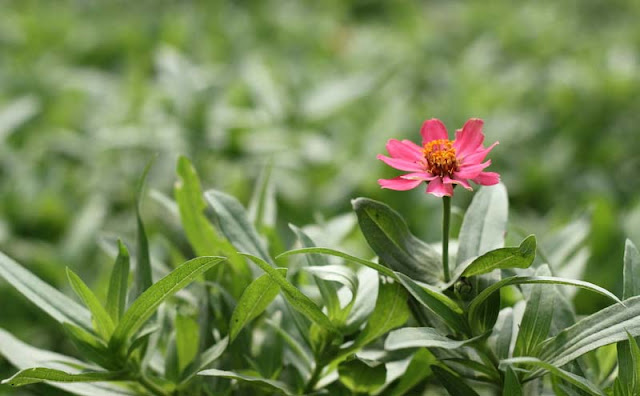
top-left (377, 118), bottom-right (500, 197)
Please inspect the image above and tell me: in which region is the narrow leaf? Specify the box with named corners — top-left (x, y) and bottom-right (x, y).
top-left (66, 268), bottom-right (115, 340)
top-left (229, 270), bottom-right (284, 342)
top-left (431, 365), bottom-right (481, 396)
top-left (385, 327), bottom-right (485, 351)
top-left (352, 197), bottom-right (441, 284)
top-left (63, 323), bottom-right (115, 370)
top-left (389, 349), bottom-right (435, 396)
top-left (109, 256), bottom-right (225, 354)
top-left (0, 329), bottom-right (135, 395)
top-left (248, 161), bottom-right (276, 230)
top-left (180, 336), bottom-right (229, 383)
top-left (514, 265), bottom-right (555, 357)
top-left (205, 190), bottom-right (273, 265)
top-left (276, 247), bottom-right (396, 279)
top-left (134, 159), bottom-right (154, 298)
top-left (459, 235), bottom-right (536, 278)
top-left (2, 368), bottom-right (125, 387)
top-left (338, 358), bottom-right (386, 394)
top-left (395, 272), bottom-right (468, 334)
top-left (623, 239), bottom-right (640, 300)
top-left (502, 357), bottom-right (606, 396)
top-left (241, 253), bottom-right (337, 333)
top-left (538, 296), bottom-right (640, 368)
top-left (469, 276), bottom-right (620, 329)
top-left (198, 369), bottom-right (295, 395)
top-left (0, 251), bottom-right (91, 331)
top-left (106, 241), bottom-right (130, 323)
top-left (502, 366), bottom-right (523, 396)
top-left (353, 281), bottom-right (410, 348)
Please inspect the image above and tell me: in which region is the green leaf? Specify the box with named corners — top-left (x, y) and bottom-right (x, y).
top-left (353, 280), bottom-right (410, 348)
top-left (248, 160), bottom-right (276, 230)
top-left (134, 158), bottom-right (154, 298)
top-left (205, 190), bottom-right (273, 265)
top-left (469, 276), bottom-right (621, 330)
top-left (241, 253), bottom-right (337, 333)
top-left (106, 240), bottom-right (130, 323)
top-left (459, 235), bottom-right (536, 278)
top-left (63, 323), bottom-right (116, 370)
top-left (0, 328), bottom-right (136, 395)
top-left (388, 349), bottom-right (436, 396)
top-left (385, 327), bottom-right (485, 351)
top-left (343, 267), bottom-right (379, 335)
top-left (514, 265), bottom-right (555, 357)
top-left (198, 369), bottom-right (295, 395)
top-left (229, 270), bottom-right (285, 342)
top-left (538, 296), bottom-right (640, 369)
top-left (431, 365), bottom-right (480, 396)
top-left (492, 307), bottom-right (515, 360)
top-left (623, 239), bottom-right (640, 300)
top-left (352, 197), bottom-right (441, 284)
top-left (109, 256), bottom-right (225, 354)
top-left (456, 183), bottom-right (509, 267)
top-left (0, 251), bottom-right (92, 332)
top-left (338, 358), bottom-right (386, 394)
top-left (501, 357), bottom-right (606, 396)
top-left (180, 336), bottom-right (229, 384)
top-left (264, 318), bottom-right (313, 376)
top-left (502, 366), bottom-right (523, 396)
top-left (176, 313), bottom-right (199, 374)
top-left (290, 225), bottom-right (342, 321)
top-left (617, 333), bottom-right (640, 396)
top-left (276, 247), bottom-right (397, 279)
top-left (66, 268), bottom-right (115, 341)
top-left (394, 272), bottom-right (468, 334)
top-left (2, 368), bottom-right (126, 387)
top-left (304, 265), bottom-right (358, 300)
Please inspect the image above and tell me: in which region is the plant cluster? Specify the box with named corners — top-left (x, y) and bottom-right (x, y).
top-left (1, 121), bottom-right (639, 396)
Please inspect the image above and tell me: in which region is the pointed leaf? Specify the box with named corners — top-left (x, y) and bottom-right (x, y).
top-left (459, 235), bottom-right (536, 278)
top-left (431, 365), bottom-right (480, 396)
top-left (385, 327), bottom-right (485, 351)
top-left (276, 247), bottom-right (396, 279)
top-left (502, 357), bottom-right (606, 396)
top-left (106, 241), bottom-right (130, 323)
top-left (66, 268), bottom-right (114, 341)
top-left (180, 336), bottom-right (229, 383)
top-left (248, 161), bottom-right (276, 230)
top-left (617, 333), bottom-right (640, 396)
top-left (514, 265), bottom-right (555, 357)
top-left (624, 239), bottom-right (640, 300)
top-left (229, 270), bottom-right (285, 342)
top-left (395, 272), bottom-right (468, 334)
top-left (2, 368), bottom-right (126, 387)
top-left (338, 358), bottom-right (386, 393)
top-left (198, 369), bottom-right (295, 395)
top-left (63, 324), bottom-right (116, 370)
top-left (502, 366), bottom-right (523, 396)
top-left (538, 296), bottom-right (640, 368)
top-left (134, 159), bottom-right (154, 298)
top-left (352, 197), bottom-right (441, 284)
top-left (241, 253), bottom-right (337, 333)
top-left (469, 276), bottom-right (620, 329)
top-left (109, 256), bottom-right (225, 354)
top-left (205, 190), bottom-right (273, 265)
top-left (0, 251), bottom-right (92, 331)
top-left (389, 349), bottom-right (436, 396)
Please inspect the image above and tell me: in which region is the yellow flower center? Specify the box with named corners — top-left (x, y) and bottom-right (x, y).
top-left (423, 139), bottom-right (459, 176)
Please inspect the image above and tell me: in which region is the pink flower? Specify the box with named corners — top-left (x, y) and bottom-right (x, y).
top-left (377, 118), bottom-right (500, 197)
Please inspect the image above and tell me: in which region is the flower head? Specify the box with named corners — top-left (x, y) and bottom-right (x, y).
top-left (377, 118), bottom-right (500, 197)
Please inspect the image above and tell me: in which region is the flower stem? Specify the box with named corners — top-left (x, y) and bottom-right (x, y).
top-left (442, 196), bottom-right (451, 283)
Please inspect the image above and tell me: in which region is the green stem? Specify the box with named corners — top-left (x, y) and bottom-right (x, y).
top-left (305, 361), bottom-right (324, 394)
top-left (442, 196), bottom-right (451, 283)
top-left (137, 373), bottom-right (169, 396)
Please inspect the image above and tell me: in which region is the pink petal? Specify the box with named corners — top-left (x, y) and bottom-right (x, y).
top-left (420, 119), bottom-right (448, 145)
top-left (426, 177), bottom-right (454, 197)
top-left (401, 139), bottom-right (423, 152)
top-left (461, 141), bottom-right (499, 165)
top-left (454, 160), bottom-right (491, 179)
top-left (472, 172), bottom-right (500, 186)
top-left (444, 175), bottom-right (473, 190)
top-left (377, 154), bottom-right (424, 172)
top-left (378, 177), bottom-right (423, 191)
top-left (401, 172), bottom-right (437, 181)
top-left (454, 118), bottom-right (485, 157)
top-left (386, 139), bottom-right (423, 161)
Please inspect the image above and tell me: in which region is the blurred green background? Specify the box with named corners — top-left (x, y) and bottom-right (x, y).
top-left (1, 0), bottom-right (639, 394)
